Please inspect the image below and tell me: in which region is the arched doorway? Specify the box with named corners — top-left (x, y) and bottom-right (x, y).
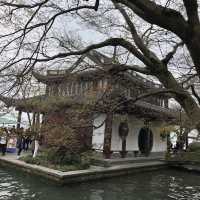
top-left (138, 127), bottom-right (153, 156)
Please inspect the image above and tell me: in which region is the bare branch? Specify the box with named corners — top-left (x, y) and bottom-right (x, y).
top-left (191, 84), bottom-right (200, 105)
top-left (9, 38), bottom-right (153, 69)
top-left (107, 63), bottom-right (151, 75)
top-left (111, 88), bottom-right (181, 112)
top-left (183, 0), bottom-right (200, 26)
top-left (116, 0), bottom-right (188, 40)
top-left (0, 0), bottom-right (49, 8)
top-left (162, 42), bottom-right (184, 65)
top-left (113, 0), bottom-right (158, 62)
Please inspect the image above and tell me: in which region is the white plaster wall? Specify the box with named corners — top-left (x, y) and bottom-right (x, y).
top-left (111, 115), bottom-right (142, 151)
top-left (111, 115), bottom-right (167, 153)
top-left (92, 114), bottom-right (106, 150)
top-left (92, 113), bottom-right (167, 153)
top-left (126, 116), bottom-right (143, 151)
top-left (110, 115), bottom-right (122, 151)
top-left (151, 122), bottom-right (167, 152)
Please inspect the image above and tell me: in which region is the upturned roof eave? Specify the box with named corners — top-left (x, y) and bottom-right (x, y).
top-left (32, 71), bottom-right (68, 84)
top-left (1, 93), bottom-right (177, 122)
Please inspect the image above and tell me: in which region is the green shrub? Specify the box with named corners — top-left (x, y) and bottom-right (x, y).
top-left (20, 155), bottom-right (42, 165)
top-left (188, 142), bottom-right (200, 152)
top-left (61, 152), bottom-right (72, 164)
top-left (71, 153), bottom-right (81, 164)
top-left (80, 152), bottom-right (91, 168)
top-left (45, 147), bottom-right (81, 165)
top-left (20, 148), bottom-right (92, 171)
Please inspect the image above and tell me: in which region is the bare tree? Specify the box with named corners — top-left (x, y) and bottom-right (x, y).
top-left (0, 0), bottom-right (200, 132)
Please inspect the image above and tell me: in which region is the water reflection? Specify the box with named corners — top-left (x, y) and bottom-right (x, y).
top-left (0, 169), bottom-right (200, 200)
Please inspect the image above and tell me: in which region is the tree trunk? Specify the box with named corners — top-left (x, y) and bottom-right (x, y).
top-left (185, 26), bottom-right (200, 76)
top-left (103, 113), bottom-right (113, 158)
top-left (17, 110), bottom-right (22, 129)
top-left (156, 69), bottom-right (200, 129)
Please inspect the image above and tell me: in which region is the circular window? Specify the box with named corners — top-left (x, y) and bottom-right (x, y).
top-left (138, 127), bottom-right (153, 155)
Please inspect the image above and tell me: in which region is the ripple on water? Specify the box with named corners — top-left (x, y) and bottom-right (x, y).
top-left (0, 169), bottom-right (199, 200)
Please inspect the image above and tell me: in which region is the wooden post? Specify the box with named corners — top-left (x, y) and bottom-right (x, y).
top-left (17, 110), bottom-right (22, 129)
top-left (121, 139), bottom-right (127, 158)
top-left (103, 113), bottom-right (113, 159)
top-left (41, 114), bottom-right (45, 124)
top-left (32, 112), bottom-right (36, 132)
top-left (119, 121), bottom-right (129, 158)
top-left (36, 113), bottom-right (40, 132)
top-left (27, 112), bottom-right (32, 127)
top-left (164, 98), bottom-right (169, 108)
top-left (185, 129), bottom-right (189, 149)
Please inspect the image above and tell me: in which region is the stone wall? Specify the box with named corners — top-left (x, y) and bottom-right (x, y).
top-left (42, 109), bottom-right (93, 153)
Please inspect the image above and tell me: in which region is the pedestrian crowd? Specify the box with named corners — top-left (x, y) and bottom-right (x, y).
top-left (0, 126), bottom-right (40, 159)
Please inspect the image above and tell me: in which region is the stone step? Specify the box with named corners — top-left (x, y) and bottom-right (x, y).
top-left (92, 156), bottom-right (164, 167)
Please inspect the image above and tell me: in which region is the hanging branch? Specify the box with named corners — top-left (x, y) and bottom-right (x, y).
top-left (191, 84), bottom-right (200, 105)
top-left (162, 42), bottom-right (184, 65)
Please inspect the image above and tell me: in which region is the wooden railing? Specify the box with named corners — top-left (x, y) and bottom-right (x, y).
top-left (47, 79), bottom-right (168, 108)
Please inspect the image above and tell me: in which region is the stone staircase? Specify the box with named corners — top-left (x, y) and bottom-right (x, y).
top-left (92, 156), bottom-right (165, 167)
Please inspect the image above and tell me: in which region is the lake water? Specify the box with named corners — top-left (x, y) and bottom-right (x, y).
top-left (0, 168), bottom-right (200, 200)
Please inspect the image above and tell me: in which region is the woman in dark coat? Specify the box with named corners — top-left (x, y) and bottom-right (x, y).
top-left (16, 128), bottom-right (24, 159)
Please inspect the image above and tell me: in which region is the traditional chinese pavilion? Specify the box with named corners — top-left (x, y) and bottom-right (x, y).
top-left (0, 51), bottom-right (177, 158)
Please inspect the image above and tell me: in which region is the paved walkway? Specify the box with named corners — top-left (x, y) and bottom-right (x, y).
top-left (1, 151), bottom-right (30, 160)
top-left (0, 153), bottom-right (167, 185)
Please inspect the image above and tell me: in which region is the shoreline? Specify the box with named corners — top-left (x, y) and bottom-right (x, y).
top-left (0, 154), bottom-right (167, 185)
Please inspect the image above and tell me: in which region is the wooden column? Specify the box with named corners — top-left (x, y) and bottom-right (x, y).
top-left (185, 129), bottom-right (189, 149)
top-left (36, 113), bottom-right (40, 132)
top-left (103, 113), bottom-right (113, 159)
top-left (164, 98), bottom-right (169, 108)
top-left (121, 139), bottom-right (127, 158)
top-left (41, 114), bottom-right (45, 124)
top-left (17, 110), bottom-right (22, 129)
top-left (27, 112), bottom-right (32, 127)
top-left (32, 112), bottom-right (36, 132)
top-left (119, 121), bottom-right (129, 158)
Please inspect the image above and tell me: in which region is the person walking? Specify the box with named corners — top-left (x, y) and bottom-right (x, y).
top-left (0, 128), bottom-right (8, 156)
top-left (24, 129), bottom-right (31, 151)
top-left (16, 127), bottom-right (24, 159)
top-left (10, 126), bottom-right (16, 136)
